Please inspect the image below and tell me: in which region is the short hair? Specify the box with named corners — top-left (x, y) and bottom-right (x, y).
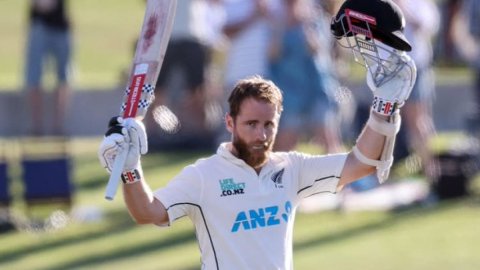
top-left (228, 75), bottom-right (283, 118)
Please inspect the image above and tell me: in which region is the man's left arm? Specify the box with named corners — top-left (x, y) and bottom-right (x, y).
top-left (338, 52), bottom-right (416, 190)
top-left (338, 112), bottom-right (394, 189)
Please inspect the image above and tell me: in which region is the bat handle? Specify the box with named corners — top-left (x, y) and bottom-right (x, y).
top-left (104, 144), bottom-right (130, 200)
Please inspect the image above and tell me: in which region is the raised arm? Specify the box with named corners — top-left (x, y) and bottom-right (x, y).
top-left (338, 52), bottom-right (416, 190)
top-left (330, 0), bottom-right (417, 190)
top-left (98, 117), bottom-right (169, 226)
top-left (338, 112), bottom-right (392, 189)
top-left (123, 174), bottom-right (168, 226)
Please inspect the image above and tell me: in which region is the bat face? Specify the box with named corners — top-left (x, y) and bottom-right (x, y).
top-left (143, 13), bottom-right (160, 53)
top-left (120, 0), bottom-right (177, 120)
top-left (105, 0), bottom-right (177, 201)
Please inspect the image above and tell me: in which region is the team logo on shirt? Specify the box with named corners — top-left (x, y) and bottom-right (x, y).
top-left (271, 168), bottom-right (285, 188)
top-left (231, 201), bottom-right (292, 233)
top-left (219, 178), bottom-right (245, 197)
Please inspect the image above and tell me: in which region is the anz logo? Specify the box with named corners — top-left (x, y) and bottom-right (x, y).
top-left (231, 201), bottom-right (292, 233)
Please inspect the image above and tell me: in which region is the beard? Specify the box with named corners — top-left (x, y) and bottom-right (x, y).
top-left (232, 134), bottom-right (273, 169)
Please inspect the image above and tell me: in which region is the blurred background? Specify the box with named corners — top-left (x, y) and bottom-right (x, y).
top-left (0, 0), bottom-right (479, 269)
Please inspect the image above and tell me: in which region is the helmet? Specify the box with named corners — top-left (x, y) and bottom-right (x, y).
top-left (331, 0), bottom-right (411, 51)
top-left (330, 0), bottom-right (414, 88)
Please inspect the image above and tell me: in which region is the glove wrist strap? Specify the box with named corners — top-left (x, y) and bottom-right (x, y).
top-left (121, 168), bottom-right (142, 184)
top-left (372, 96), bottom-right (398, 116)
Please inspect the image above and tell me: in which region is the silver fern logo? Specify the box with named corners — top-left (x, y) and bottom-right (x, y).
top-left (271, 169), bottom-right (285, 188)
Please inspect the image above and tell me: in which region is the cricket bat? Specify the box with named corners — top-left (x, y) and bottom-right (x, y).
top-left (105, 0), bottom-right (177, 201)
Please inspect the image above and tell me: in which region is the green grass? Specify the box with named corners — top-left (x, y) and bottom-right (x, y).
top-left (1, 138), bottom-right (480, 269)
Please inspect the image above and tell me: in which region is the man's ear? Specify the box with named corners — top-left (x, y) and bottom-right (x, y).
top-left (225, 113), bottom-right (234, 133)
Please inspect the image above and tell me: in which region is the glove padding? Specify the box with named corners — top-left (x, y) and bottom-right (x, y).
top-left (367, 52), bottom-right (417, 116)
top-left (98, 117), bottom-right (148, 173)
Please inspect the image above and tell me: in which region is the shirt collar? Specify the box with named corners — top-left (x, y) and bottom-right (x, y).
top-left (216, 142), bottom-right (284, 175)
top-left (217, 142), bottom-right (248, 167)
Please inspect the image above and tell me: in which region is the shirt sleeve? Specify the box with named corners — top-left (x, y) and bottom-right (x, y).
top-left (294, 152), bottom-right (347, 199)
top-left (153, 165), bottom-right (203, 225)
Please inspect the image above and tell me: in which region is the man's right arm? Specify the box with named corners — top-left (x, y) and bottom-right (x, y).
top-left (123, 178), bottom-right (169, 226)
top-left (98, 117), bottom-right (169, 226)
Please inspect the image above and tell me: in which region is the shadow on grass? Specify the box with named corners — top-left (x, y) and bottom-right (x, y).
top-left (1, 208), bottom-right (197, 269)
top-left (0, 209), bottom-right (133, 264)
top-left (47, 230), bottom-right (197, 270)
top-left (294, 201), bottom-right (463, 252)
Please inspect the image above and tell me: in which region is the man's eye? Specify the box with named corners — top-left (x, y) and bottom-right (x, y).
top-left (266, 122), bottom-right (275, 129)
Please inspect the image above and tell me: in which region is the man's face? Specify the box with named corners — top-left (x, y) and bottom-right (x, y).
top-left (226, 97), bottom-right (280, 170)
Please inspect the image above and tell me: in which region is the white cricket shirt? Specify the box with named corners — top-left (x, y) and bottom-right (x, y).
top-left (154, 143), bottom-right (347, 270)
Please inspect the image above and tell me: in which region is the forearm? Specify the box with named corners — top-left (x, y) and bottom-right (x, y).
top-left (122, 171), bottom-right (168, 226)
top-left (356, 113), bottom-right (389, 161)
top-left (123, 180), bottom-right (155, 223)
top-left (340, 112), bottom-right (396, 187)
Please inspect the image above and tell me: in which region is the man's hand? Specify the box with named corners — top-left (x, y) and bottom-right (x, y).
top-left (98, 117), bottom-right (148, 173)
top-left (367, 52), bottom-right (417, 116)
top-left (350, 51), bottom-right (416, 183)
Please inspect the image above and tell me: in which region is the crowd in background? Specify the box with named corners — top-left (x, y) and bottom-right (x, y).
top-left (25, 0), bottom-right (480, 148)
top-left (22, 0), bottom-right (480, 186)
top-left (147, 0), bottom-right (436, 175)
top-left (150, 0), bottom-right (349, 153)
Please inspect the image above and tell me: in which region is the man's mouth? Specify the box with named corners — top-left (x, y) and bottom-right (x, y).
top-left (251, 144), bottom-right (267, 151)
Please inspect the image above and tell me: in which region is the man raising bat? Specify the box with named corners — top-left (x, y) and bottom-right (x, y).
top-left (98, 0), bottom-right (416, 268)
top-left (100, 0), bottom-right (177, 200)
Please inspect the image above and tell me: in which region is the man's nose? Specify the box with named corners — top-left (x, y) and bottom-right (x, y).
top-left (255, 126), bottom-right (267, 141)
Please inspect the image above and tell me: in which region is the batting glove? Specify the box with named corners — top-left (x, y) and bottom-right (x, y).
top-left (367, 52), bottom-right (417, 116)
top-left (98, 117), bottom-right (148, 174)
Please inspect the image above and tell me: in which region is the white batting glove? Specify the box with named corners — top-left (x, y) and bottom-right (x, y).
top-left (367, 52), bottom-right (417, 116)
top-left (98, 117), bottom-right (148, 173)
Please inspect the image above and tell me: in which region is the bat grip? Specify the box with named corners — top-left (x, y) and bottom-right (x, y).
top-left (105, 144), bottom-right (130, 200)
